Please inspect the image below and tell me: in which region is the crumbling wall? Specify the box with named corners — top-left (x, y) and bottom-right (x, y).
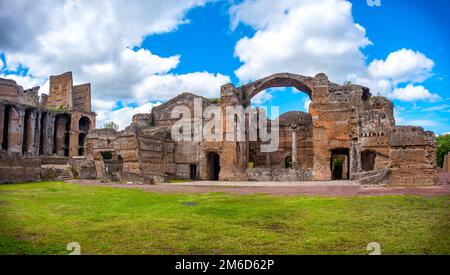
top-left (0, 153), bottom-right (41, 183)
top-left (0, 72), bottom-right (96, 183)
top-left (388, 127), bottom-right (437, 185)
top-left (72, 84), bottom-right (91, 112)
top-left (47, 72), bottom-right (74, 109)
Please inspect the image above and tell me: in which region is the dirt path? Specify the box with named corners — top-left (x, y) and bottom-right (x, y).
top-left (67, 180), bottom-right (450, 197)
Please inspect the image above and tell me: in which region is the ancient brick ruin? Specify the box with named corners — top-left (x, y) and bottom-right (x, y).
top-left (85, 73), bottom-right (438, 186)
top-left (0, 72), bottom-right (96, 183)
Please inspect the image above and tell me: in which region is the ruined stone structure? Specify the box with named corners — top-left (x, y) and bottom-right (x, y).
top-left (0, 72), bottom-right (96, 183)
top-left (86, 73), bottom-right (438, 186)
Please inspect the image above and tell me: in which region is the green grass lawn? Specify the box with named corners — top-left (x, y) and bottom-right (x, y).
top-left (0, 181), bottom-right (449, 255)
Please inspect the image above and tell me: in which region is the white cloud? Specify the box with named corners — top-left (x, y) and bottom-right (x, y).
top-left (134, 72), bottom-right (230, 101)
top-left (303, 99), bottom-right (311, 112)
top-left (251, 90), bottom-right (273, 105)
top-left (93, 101), bottom-right (161, 130)
top-left (230, 0), bottom-right (441, 109)
top-left (231, 0), bottom-right (371, 83)
top-left (398, 119), bottom-right (441, 127)
top-left (368, 49), bottom-right (435, 83)
top-left (391, 84), bottom-right (441, 102)
top-left (0, 0), bottom-right (231, 127)
top-left (423, 104), bottom-right (450, 112)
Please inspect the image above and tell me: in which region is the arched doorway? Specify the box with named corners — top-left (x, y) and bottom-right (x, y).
top-left (78, 117), bottom-right (91, 156)
top-left (78, 116), bottom-right (91, 133)
top-left (206, 152), bottom-right (220, 181)
top-left (243, 73), bottom-right (314, 174)
top-left (53, 114), bottom-right (71, 156)
top-left (243, 73), bottom-right (313, 106)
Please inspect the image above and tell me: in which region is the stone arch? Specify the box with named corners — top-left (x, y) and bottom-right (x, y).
top-left (3, 106), bottom-right (22, 153)
top-left (240, 73), bottom-right (314, 105)
top-left (78, 116), bottom-right (92, 156)
top-left (53, 114), bottom-right (71, 156)
top-left (78, 116), bottom-right (91, 133)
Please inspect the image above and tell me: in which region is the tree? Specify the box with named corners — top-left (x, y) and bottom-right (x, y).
top-left (103, 121), bottom-right (119, 131)
top-left (436, 134), bottom-right (450, 168)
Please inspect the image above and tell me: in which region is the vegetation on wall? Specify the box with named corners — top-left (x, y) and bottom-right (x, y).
top-left (103, 121), bottom-right (119, 131)
top-left (437, 134), bottom-right (450, 168)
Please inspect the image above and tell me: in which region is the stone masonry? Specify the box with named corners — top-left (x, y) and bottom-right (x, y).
top-left (0, 72), bottom-right (96, 183)
top-left (86, 73), bottom-right (438, 186)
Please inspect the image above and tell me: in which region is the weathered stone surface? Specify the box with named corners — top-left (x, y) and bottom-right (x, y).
top-left (81, 72), bottom-right (438, 186)
top-left (0, 152), bottom-right (41, 183)
top-left (68, 158), bottom-right (96, 179)
top-left (247, 168), bottom-right (312, 182)
top-left (0, 72), bottom-right (96, 183)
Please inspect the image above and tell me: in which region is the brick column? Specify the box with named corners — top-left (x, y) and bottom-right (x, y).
top-left (7, 106), bottom-right (25, 155)
top-left (44, 113), bottom-right (56, 155)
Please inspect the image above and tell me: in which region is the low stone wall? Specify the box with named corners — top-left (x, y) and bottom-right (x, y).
top-left (40, 166), bottom-right (68, 181)
top-left (0, 155), bottom-right (41, 183)
top-left (247, 168), bottom-right (313, 182)
top-left (117, 172), bottom-right (164, 185)
top-left (68, 158), bottom-right (96, 179)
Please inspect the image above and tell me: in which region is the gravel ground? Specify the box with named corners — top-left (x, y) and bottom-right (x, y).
top-left (67, 178), bottom-right (450, 197)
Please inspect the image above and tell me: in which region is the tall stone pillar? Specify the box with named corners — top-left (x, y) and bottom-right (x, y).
top-left (291, 124), bottom-right (298, 169)
top-left (25, 110), bottom-right (37, 155)
top-left (44, 113), bottom-right (56, 155)
top-left (7, 106), bottom-right (25, 155)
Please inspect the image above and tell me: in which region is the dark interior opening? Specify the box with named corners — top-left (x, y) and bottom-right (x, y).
top-left (39, 113), bottom-right (46, 155)
top-left (101, 151), bottom-right (113, 160)
top-left (206, 152), bottom-right (220, 181)
top-left (330, 148), bottom-right (350, 180)
top-left (53, 114), bottom-right (71, 156)
top-left (78, 117), bottom-right (90, 133)
top-left (101, 152), bottom-right (123, 177)
top-left (190, 164), bottom-right (198, 181)
top-left (2, 106), bottom-right (11, 150)
top-left (285, 155), bottom-right (293, 169)
top-left (22, 109), bottom-right (32, 154)
top-left (78, 133), bottom-right (86, 156)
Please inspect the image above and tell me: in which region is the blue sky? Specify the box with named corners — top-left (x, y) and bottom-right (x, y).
top-left (0, 0), bottom-right (449, 133)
